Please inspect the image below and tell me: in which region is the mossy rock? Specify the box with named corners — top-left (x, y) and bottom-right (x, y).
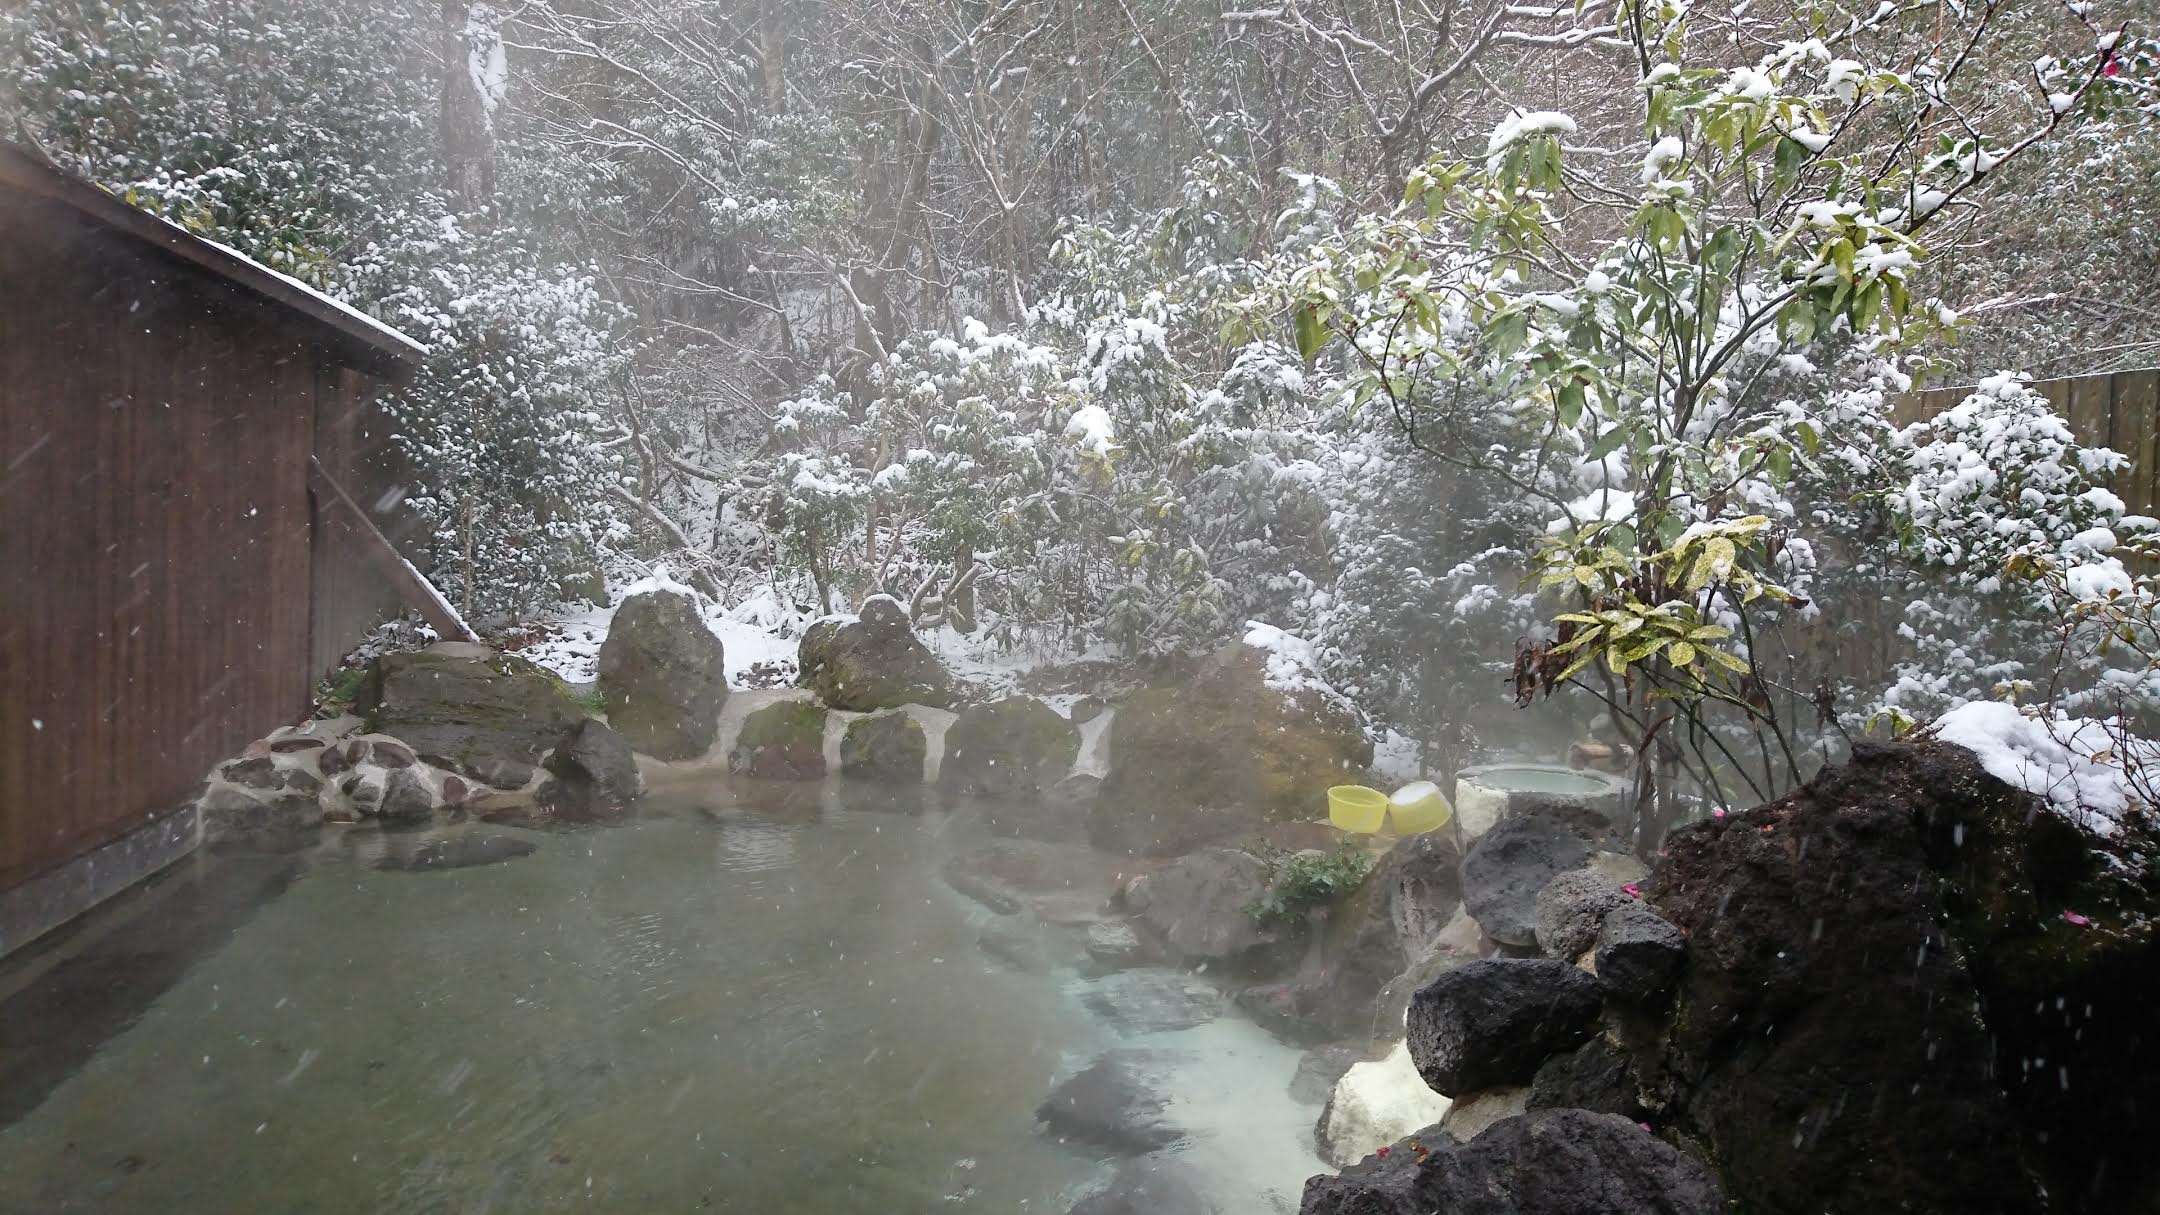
top-left (596, 589), bottom-right (728, 760)
top-left (731, 700), bottom-right (830, 780)
top-left (358, 643), bottom-right (588, 788)
top-left (1092, 642), bottom-right (1371, 855)
top-left (840, 712), bottom-right (928, 782)
top-left (940, 697), bottom-right (1081, 797)
top-left (798, 596), bottom-right (955, 711)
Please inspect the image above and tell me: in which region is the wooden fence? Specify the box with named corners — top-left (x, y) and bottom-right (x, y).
top-left (1895, 369), bottom-right (2160, 519)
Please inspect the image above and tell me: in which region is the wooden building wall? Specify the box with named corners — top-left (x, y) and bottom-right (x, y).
top-left (309, 366), bottom-right (416, 678)
top-left (0, 189), bottom-right (379, 890)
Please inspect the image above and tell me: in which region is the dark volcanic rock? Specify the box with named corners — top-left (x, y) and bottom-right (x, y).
top-left (1300, 1109), bottom-right (1725, 1215)
top-left (1592, 902), bottom-right (1683, 1003)
top-left (838, 711), bottom-right (927, 782)
top-left (1037, 1052), bottom-right (1186, 1155)
top-left (373, 833), bottom-right (538, 872)
top-left (1069, 1158), bottom-right (1213, 1215)
top-left (1527, 1036), bottom-right (1642, 1120)
top-left (941, 696), bottom-right (1081, 797)
top-left (797, 596), bottom-right (955, 711)
top-left (377, 768), bottom-right (438, 821)
top-left (1460, 799), bottom-right (1623, 946)
top-left (1406, 959), bottom-right (1601, 1096)
top-left (595, 589), bottom-right (729, 759)
top-left (1532, 867), bottom-right (1628, 961)
top-left (1628, 741), bottom-right (2149, 1215)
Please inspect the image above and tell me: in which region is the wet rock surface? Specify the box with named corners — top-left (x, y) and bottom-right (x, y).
top-left (1121, 848), bottom-right (1293, 973)
top-left (1079, 969), bottom-right (1225, 1033)
top-left (838, 711), bottom-right (927, 782)
top-left (1301, 1109), bottom-right (1726, 1215)
top-left (1037, 1051), bottom-right (1188, 1155)
top-left (595, 589), bottom-right (728, 759)
top-left (1405, 959), bottom-right (1601, 1096)
top-left (729, 700), bottom-right (829, 780)
top-left (1459, 799), bottom-right (1625, 947)
top-left (535, 718), bottom-right (643, 822)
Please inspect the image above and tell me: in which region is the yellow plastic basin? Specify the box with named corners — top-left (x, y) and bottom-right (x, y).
top-left (1388, 781), bottom-right (1454, 834)
top-left (1328, 785), bottom-right (1390, 833)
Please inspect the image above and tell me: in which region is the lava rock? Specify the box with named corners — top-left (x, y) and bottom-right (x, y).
top-left (594, 588), bottom-right (729, 759)
top-left (1300, 1108), bottom-right (1727, 1215)
top-left (1593, 902), bottom-right (1684, 1003)
top-left (1527, 1037), bottom-right (1642, 1120)
top-left (838, 711), bottom-right (927, 782)
top-left (1085, 919), bottom-right (1148, 968)
top-left (1038, 1052), bottom-right (1187, 1155)
top-left (1460, 798), bottom-right (1625, 947)
top-left (1406, 959), bottom-right (1602, 1096)
top-left (1533, 867), bottom-right (1629, 961)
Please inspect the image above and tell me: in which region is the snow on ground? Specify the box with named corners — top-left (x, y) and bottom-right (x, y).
top-left (520, 581), bottom-right (806, 687)
top-left (1934, 700), bottom-right (2150, 835)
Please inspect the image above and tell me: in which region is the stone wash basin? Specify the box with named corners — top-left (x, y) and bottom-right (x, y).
top-left (1452, 763), bottom-right (1628, 838)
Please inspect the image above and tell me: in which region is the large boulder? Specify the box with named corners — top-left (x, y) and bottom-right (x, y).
top-left (1527, 1036), bottom-right (1643, 1121)
top-left (1092, 641), bottom-right (1371, 856)
top-left (1532, 867), bottom-right (1629, 962)
top-left (1406, 959), bottom-right (1602, 1096)
top-left (1591, 902), bottom-right (1684, 1003)
top-left (594, 589), bottom-right (728, 759)
top-left (838, 711), bottom-right (927, 782)
top-left (940, 697), bottom-right (1081, 797)
top-left (729, 700), bottom-right (829, 780)
top-left (1301, 1109), bottom-right (1727, 1215)
top-left (1625, 740), bottom-right (2160, 1215)
top-left (535, 718), bottom-right (643, 821)
top-left (358, 643), bottom-right (588, 788)
top-left (1459, 799), bottom-right (1628, 947)
top-left (1121, 847), bottom-right (1295, 974)
top-left (797, 595), bottom-right (955, 711)
top-left (1037, 1051), bottom-right (1187, 1155)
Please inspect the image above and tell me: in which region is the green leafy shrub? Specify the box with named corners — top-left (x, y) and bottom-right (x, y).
top-left (1246, 844), bottom-right (1374, 925)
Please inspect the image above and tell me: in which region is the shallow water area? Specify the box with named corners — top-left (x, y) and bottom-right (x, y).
top-left (0, 781), bottom-right (1325, 1214)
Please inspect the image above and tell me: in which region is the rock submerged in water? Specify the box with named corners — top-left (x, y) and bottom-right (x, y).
top-left (535, 718), bottom-right (643, 821)
top-left (1068, 1157), bottom-right (1214, 1215)
top-left (1405, 959), bottom-right (1601, 1096)
top-left (1037, 1051), bottom-right (1187, 1155)
top-left (797, 595), bottom-right (956, 711)
top-left (1301, 1109), bottom-right (1726, 1215)
top-left (372, 833), bottom-right (537, 872)
top-left (594, 589), bottom-right (728, 760)
top-left (941, 697), bottom-right (1081, 797)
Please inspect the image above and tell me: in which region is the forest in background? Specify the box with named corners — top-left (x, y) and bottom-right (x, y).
top-left (7, 0), bottom-right (2159, 811)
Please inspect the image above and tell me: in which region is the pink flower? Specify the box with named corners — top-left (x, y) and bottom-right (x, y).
top-left (1711, 808), bottom-right (1727, 819)
top-left (1639, 1122), bottom-right (1653, 1132)
top-left (1621, 883), bottom-right (1642, 899)
top-left (2063, 910), bottom-right (2093, 927)
top-left (1375, 1147), bottom-right (1390, 1158)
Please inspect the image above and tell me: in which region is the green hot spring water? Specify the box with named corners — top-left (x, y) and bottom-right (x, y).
top-left (0, 785), bottom-right (1324, 1213)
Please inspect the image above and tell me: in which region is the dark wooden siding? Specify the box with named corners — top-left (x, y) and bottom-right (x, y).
top-left (0, 190), bottom-right (334, 887)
